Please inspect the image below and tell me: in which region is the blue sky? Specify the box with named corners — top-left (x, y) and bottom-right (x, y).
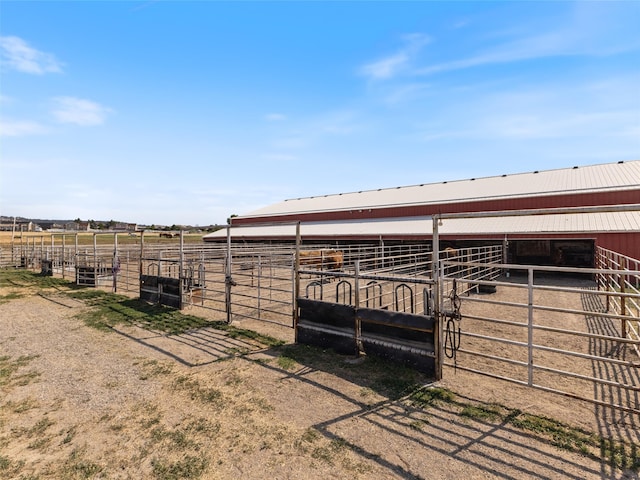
top-left (1, 1), bottom-right (639, 226)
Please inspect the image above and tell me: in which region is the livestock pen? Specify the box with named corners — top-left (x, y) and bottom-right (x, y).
top-left (2, 227), bottom-right (638, 420)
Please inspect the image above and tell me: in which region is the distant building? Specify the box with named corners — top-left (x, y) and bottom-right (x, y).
top-left (0, 221), bottom-right (34, 232)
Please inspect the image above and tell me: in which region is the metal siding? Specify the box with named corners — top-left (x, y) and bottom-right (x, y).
top-left (232, 189), bottom-right (640, 225)
top-left (239, 161), bottom-right (640, 220)
top-left (597, 233), bottom-right (640, 261)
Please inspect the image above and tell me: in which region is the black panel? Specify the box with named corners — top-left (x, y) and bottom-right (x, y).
top-left (298, 298), bottom-right (355, 329)
top-left (297, 324), bottom-right (358, 356)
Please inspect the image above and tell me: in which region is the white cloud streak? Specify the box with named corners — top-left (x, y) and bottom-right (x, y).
top-left (265, 113), bottom-right (286, 121)
top-left (416, 4), bottom-right (640, 77)
top-left (359, 33), bottom-right (430, 80)
top-left (0, 119), bottom-right (48, 137)
top-left (51, 97), bottom-right (113, 126)
top-left (0, 36), bottom-right (63, 75)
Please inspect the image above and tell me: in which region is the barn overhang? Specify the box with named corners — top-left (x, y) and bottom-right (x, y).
top-left (204, 209), bottom-right (640, 242)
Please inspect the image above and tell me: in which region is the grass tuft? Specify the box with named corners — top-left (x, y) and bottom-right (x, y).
top-left (151, 455), bottom-right (208, 480)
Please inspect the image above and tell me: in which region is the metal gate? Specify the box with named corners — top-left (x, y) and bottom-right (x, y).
top-left (295, 254), bottom-right (437, 375)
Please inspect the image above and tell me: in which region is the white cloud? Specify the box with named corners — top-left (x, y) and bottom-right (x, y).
top-left (0, 119), bottom-right (48, 137)
top-left (263, 153), bottom-right (297, 162)
top-left (412, 79), bottom-right (640, 146)
top-left (359, 33), bottom-right (430, 80)
top-left (51, 97), bottom-right (113, 126)
top-left (415, 4), bottom-right (640, 77)
top-left (0, 36), bottom-right (63, 74)
top-left (360, 52), bottom-right (410, 80)
top-left (265, 113), bottom-right (286, 121)
top-left (382, 83), bottom-right (431, 106)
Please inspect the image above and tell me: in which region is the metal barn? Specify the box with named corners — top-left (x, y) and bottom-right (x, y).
top-left (204, 160), bottom-right (640, 263)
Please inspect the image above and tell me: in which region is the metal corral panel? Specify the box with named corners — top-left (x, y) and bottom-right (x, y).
top-left (237, 160), bottom-right (640, 220)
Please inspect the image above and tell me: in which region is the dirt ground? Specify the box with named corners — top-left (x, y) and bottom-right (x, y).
top-left (1, 277), bottom-right (639, 479)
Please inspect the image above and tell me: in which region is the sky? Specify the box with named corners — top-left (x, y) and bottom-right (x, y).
top-left (1, 1), bottom-right (639, 226)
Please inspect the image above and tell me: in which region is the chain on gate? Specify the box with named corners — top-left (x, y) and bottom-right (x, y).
top-left (444, 278), bottom-right (462, 369)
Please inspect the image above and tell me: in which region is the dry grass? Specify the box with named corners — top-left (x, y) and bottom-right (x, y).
top-left (1, 269), bottom-right (638, 479)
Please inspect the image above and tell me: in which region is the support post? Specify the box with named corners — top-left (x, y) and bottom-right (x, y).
top-left (621, 257), bottom-right (627, 339)
top-left (225, 226), bottom-right (232, 324)
top-left (293, 222), bottom-right (301, 338)
top-left (93, 233), bottom-right (97, 286)
top-left (527, 267), bottom-right (534, 387)
top-left (432, 215), bottom-right (442, 381)
top-left (62, 234), bottom-right (66, 280)
top-left (354, 260), bottom-right (362, 354)
top-left (113, 232), bottom-right (119, 293)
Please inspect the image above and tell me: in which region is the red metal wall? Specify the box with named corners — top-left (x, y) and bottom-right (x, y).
top-left (230, 188), bottom-right (640, 260)
top-left (233, 189), bottom-right (640, 225)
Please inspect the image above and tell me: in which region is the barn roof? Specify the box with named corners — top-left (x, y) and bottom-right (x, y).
top-left (203, 210), bottom-right (640, 241)
top-left (237, 160), bottom-right (640, 220)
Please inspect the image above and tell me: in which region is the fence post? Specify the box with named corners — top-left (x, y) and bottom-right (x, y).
top-left (62, 234), bottom-right (66, 280)
top-left (139, 230), bottom-right (145, 281)
top-left (527, 268), bottom-right (534, 387)
top-left (179, 231), bottom-right (184, 308)
top-left (293, 222), bottom-right (301, 336)
top-left (606, 251), bottom-right (611, 312)
top-left (113, 232), bottom-right (119, 293)
top-left (432, 215), bottom-right (442, 381)
top-left (225, 227), bottom-right (232, 324)
top-left (354, 260), bottom-right (362, 354)
top-left (93, 233), bottom-right (97, 286)
top-left (621, 257), bottom-right (627, 339)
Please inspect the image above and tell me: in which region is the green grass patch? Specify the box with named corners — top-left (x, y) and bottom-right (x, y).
top-left (0, 269), bottom-right (73, 290)
top-left (276, 355), bottom-right (297, 370)
top-left (403, 386), bottom-right (639, 472)
top-left (61, 448), bottom-right (103, 480)
top-left (0, 292), bottom-right (24, 304)
top-left (408, 386), bottom-right (455, 408)
top-left (459, 403), bottom-right (502, 422)
top-left (0, 355), bottom-right (39, 388)
top-left (0, 454), bottom-right (25, 477)
top-left (4, 398), bottom-right (39, 413)
top-left (173, 375), bottom-right (223, 405)
top-left (151, 455), bottom-right (208, 480)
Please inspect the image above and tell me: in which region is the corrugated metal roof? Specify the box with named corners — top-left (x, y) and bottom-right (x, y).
top-left (203, 211), bottom-right (640, 240)
top-left (240, 160), bottom-right (640, 219)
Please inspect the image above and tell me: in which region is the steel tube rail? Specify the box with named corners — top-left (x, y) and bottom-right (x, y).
top-left (534, 365), bottom-right (640, 393)
top-left (454, 347), bottom-right (529, 367)
top-left (532, 323), bottom-right (640, 345)
top-left (461, 314), bottom-right (528, 328)
top-left (461, 330), bottom-right (529, 348)
top-left (533, 344), bottom-right (636, 367)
